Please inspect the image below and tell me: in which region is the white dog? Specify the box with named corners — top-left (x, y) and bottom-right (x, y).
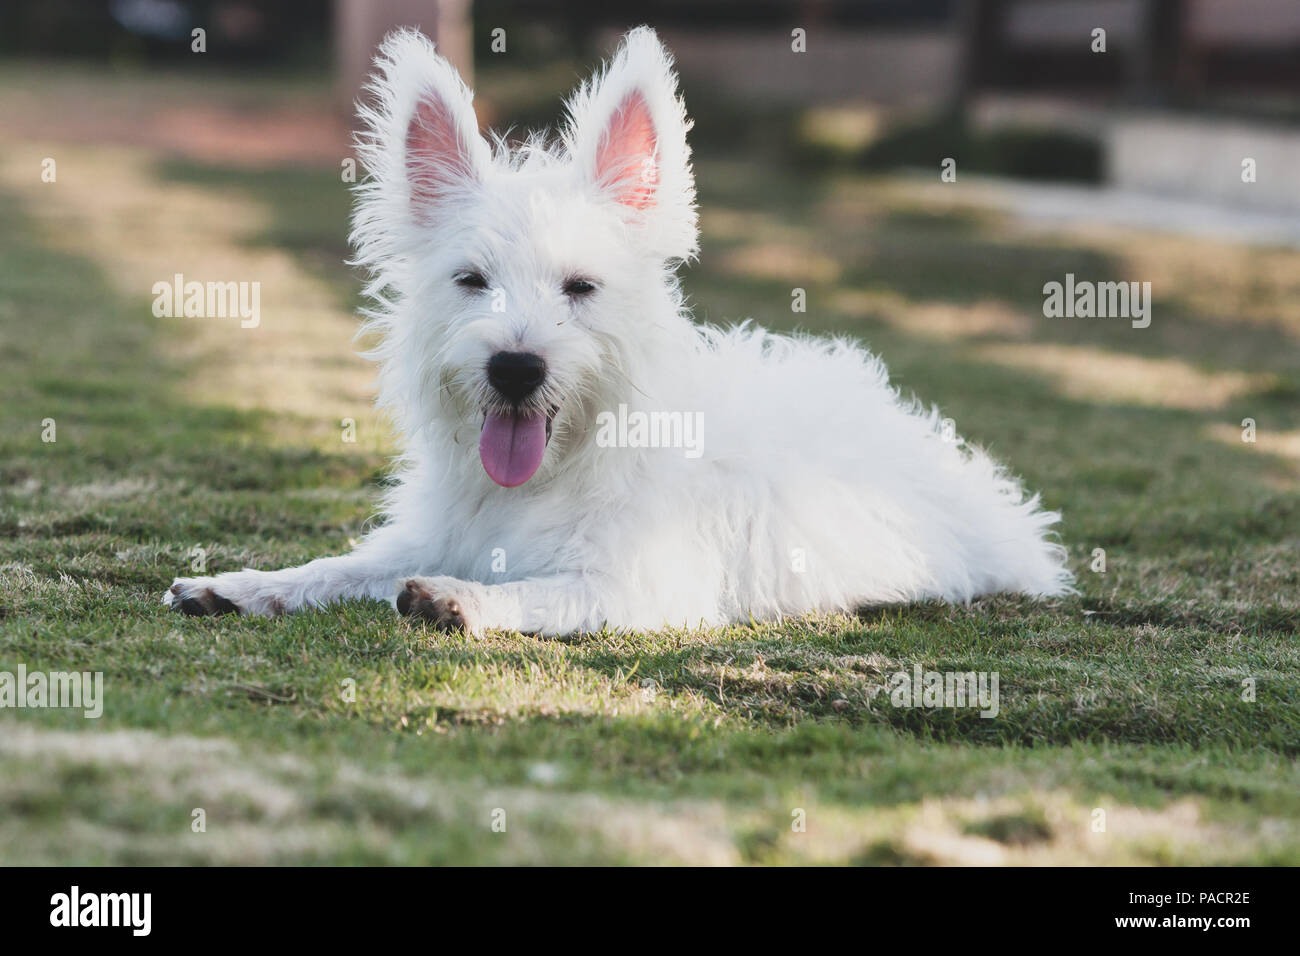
top-left (165, 27), bottom-right (1072, 635)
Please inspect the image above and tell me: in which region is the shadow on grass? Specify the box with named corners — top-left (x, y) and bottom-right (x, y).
top-left (154, 157), bottom-right (361, 314)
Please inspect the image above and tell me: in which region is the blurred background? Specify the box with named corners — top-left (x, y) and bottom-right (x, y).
top-left (6, 0), bottom-right (1300, 204)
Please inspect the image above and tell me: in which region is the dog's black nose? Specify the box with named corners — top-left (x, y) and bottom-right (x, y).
top-left (487, 351), bottom-right (546, 403)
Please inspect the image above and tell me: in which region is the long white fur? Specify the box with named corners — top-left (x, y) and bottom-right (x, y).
top-left (164, 27), bottom-right (1073, 635)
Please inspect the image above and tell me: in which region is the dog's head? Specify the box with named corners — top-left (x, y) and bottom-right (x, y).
top-left (354, 27), bottom-right (697, 488)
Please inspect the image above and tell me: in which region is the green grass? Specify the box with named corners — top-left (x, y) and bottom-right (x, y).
top-left (2, 86), bottom-right (1298, 864)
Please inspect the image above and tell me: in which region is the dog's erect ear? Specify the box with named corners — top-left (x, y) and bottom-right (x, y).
top-left (354, 29), bottom-right (490, 230)
top-left (592, 89), bottom-right (658, 211)
top-left (565, 27), bottom-right (698, 261)
top-left (405, 79), bottom-right (484, 214)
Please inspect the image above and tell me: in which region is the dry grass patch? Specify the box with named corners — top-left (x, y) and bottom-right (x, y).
top-left (974, 343), bottom-right (1272, 411)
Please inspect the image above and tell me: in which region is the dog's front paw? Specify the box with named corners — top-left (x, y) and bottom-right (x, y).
top-left (396, 577), bottom-right (483, 635)
top-left (163, 571), bottom-right (288, 617)
top-left (164, 578), bottom-right (241, 617)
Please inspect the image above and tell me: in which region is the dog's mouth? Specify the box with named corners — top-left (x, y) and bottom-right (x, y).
top-left (478, 405), bottom-right (557, 488)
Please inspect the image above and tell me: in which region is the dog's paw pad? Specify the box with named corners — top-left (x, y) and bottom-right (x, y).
top-left (172, 586), bottom-right (240, 617)
top-left (397, 580), bottom-right (469, 632)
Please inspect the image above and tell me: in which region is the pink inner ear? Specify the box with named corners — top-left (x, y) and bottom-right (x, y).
top-left (595, 90), bottom-right (657, 210)
top-left (406, 93), bottom-right (473, 213)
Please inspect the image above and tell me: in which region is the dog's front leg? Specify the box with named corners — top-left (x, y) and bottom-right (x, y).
top-left (165, 525), bottom-right (426, 617)
top-left (396, 574), bottom-right (600, 637)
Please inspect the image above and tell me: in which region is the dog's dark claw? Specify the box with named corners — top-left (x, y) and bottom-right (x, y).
top-left (396, 584), bottom-right (417, 616)
top-left (176, 588), bottom-right (240, 616)
top-left (398, 580), bottom-right (468, 632)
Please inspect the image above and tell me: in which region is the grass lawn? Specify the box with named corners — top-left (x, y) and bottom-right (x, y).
top-left (1, 67), bottom-right (1297, 865)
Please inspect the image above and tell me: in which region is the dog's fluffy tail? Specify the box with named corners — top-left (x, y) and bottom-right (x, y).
top-left (945, 430), bottom-right (1076, 599)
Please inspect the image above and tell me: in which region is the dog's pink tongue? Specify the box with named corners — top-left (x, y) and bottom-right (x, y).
top-left (479, 410), bottom-right (547, 487)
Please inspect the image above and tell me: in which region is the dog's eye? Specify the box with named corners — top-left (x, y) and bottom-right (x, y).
top-left (563, 277), bottom-right (597, 298)
top-left (454, 271), bottom-right (489, 291)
